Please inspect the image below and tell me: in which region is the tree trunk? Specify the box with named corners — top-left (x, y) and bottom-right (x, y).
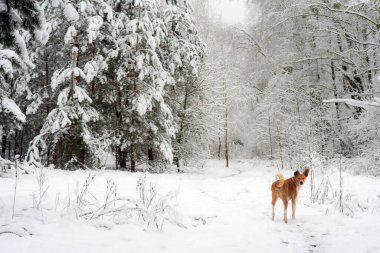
top-left (114, 71), bottom-right (127, 170)
top-left (8, 140), bottom-right (11, 160)
top-left (218, 136), bottom-right (221, 160)
top-left (13, 131), bottom-right (18, 157)
top-left (42, 54), bottom-right (50, 164)
top-left (148, 148), bottom-right (154, 161)
top-left (1, 134), bottom-right (6, 158)
top-left (130, 150), bottom-right (136, 172)
top-left (19, 130), bottom-right (24, 158)
top-left (275, 119), bottom-right (284, 169)
top-left (223, 79), bottom-right (229, 167)
top-left (91, 43), bottom-right (96, 96)
top-left (115, 147), bottom-right (118, 170)
top-left (175, 84), bottom-right (189, 172)
top-left (45, 54), bottom-right (50, 114)
top-left (148, 129), bottom-right (154, 164)
top-left (330, 60), bottom-right (344, 153)
top-left (268, 117), bottom-right (273, 159)
top-left (225, 135), bottom-right (229, 167)
top-left (176, 157), bottom-right (180, 171)
top-left (130, 77), bottom-right (137, 173)
top-left (118, 148), bottom-right (127, 170)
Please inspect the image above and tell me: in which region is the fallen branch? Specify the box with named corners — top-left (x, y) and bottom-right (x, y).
top-left (0, 157), bottom-right (32, 174)
top-left (0, 225), bottom-right (32, 237)
top-left (323, 98), bottom-right (380, 108)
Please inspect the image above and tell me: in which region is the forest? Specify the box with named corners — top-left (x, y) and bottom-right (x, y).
top-left (0, 0), bottom-right (379, 252)
top-left (1, 0), bottom-right (380, 174)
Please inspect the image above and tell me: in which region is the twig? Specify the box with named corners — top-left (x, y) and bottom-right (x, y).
top-left (12, 155), bottom-right (20, 219)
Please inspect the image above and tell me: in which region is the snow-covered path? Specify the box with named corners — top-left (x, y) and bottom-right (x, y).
top-left (0, 160), bottom-right (379, 253)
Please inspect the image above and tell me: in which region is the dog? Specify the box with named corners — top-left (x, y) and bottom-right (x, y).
top-left (271, 167), bottom-right (309, 223)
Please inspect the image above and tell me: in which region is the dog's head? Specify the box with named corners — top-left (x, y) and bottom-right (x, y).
top-left (293, 167), bottom-right (309, 186)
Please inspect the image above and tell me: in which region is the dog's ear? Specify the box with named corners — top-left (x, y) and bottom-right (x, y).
top-left (303, 168), bottom-right (310, 177)
top-left (294, 171), bottom-right (300, 176)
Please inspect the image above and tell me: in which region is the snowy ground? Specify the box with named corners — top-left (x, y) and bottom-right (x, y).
top-left (1, 159), bottom-right (380, 253)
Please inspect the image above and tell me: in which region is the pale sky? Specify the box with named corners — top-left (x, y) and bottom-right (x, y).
top-left (209, 0), bottom-right (247, 25)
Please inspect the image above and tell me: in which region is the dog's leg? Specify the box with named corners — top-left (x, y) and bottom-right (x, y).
top-left (292, 199), bottom-right (296, 219)
top-left (283, 199), bottom-right (288, 223)
top-left (271, 192), bottom-right (278, 221)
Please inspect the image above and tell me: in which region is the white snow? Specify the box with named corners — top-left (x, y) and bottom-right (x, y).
top-left (159, 139), bottom-right (174, 163)
top-left (64, 25), bottom-right (77, 44)
top-left (0, 97), bottom-right (26, 123)
top-left (0, 59), bottom-right (13, 75)
top-left (57, 86), bottom-right (92, 106)
top-left (51, 68), bottom-right (72, 91)
top-left (135, 94), bottom-right (151, 116)
top-left (0, 160), bottom-right (379, 253)
top-left (13, 30), bottom-right (34, 68)
top-left (51, 0), bottom-right (60, 8)
top-left (79, 1), bottom-right (87, 13)
top-left (63, 4), bottom-right (79, 22)
top-left (87, 16), bottom-right (104, 44)
top-left (84, 61), bottom-right (98, 83)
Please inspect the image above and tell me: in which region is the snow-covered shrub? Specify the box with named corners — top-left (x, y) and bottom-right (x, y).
top-left (32, 168), bottom-right (49, 222)
top-left (346, 109), bottom-right (380, 176)
top-left (74, 173), bottom-right (97, 217)
top-left (326, 192), bottom-right (356, 217)
top-left (314, 165), bottom-right (380, 217)
top-left (313, 175), bottom-right (335, 204)
top-left (71, 173), bottom-right (182, 231)
top-left (312, 174), bottom-right (357, 217)
top-left (136, 173), bottom-right (181, 231)
top-left (0, 156), bottom-right (32, 176)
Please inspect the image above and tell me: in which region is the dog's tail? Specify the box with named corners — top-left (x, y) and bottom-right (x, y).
top-left (275, 173), bottom-right (284, 187)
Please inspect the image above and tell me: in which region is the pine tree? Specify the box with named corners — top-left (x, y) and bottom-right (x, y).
top-left (26, 0), bottom-right (112, 167)
top-left (0, 0), bottom-right (44, 160)
top-left (27, 47), bottom-right (99, 168)
top-left (161, 0), bottom-right (205, 169)
top-left (103, 0), bottom-right (176, 171)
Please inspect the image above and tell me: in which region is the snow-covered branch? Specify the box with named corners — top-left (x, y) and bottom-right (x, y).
top-left (323, 98), bottom-right (380, 108)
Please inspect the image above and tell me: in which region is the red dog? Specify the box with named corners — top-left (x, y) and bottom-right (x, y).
top-left (271, 168), bottom-right (309, 223)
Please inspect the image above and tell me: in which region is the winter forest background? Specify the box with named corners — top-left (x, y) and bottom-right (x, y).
top-left (1, 0), bottom-right (380, 173)
top-left (1, 0), bottom-right (380, 252)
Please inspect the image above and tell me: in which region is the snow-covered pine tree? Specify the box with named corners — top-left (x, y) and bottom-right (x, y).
top-left (26, 0), bottom-right (112, 168)
top-left (0, 0), bottom-right (44, 161)
top-left (14, 0), bottom-right (60, 164)
top-left (101, 0), bottom-right (176, 171)
top-left (161, 0), bottom-right (205, 170)
top-left (27, 47), bottom-right (99, 168)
